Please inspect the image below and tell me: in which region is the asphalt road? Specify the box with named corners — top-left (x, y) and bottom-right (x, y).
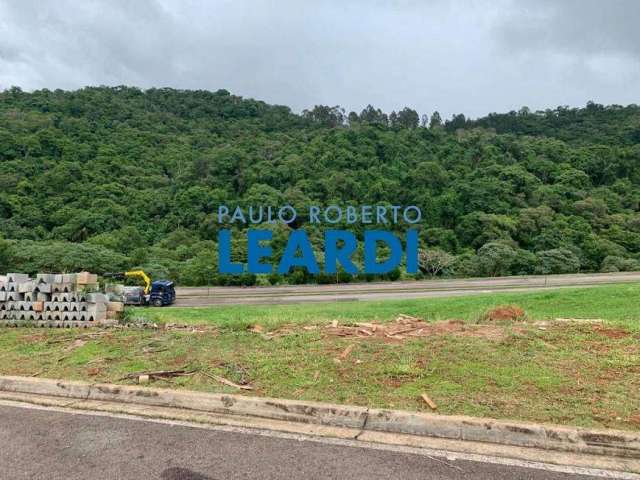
top-left (0, 404), bottom-right (621, 480)
top-left (173, 272), bottom-right (640, 307)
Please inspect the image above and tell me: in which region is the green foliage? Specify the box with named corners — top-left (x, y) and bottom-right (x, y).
top-left (474, 242), bottom-right (518, 277)
top-left (7, 239), bottom-right (129, 273)
top-left (536, 249), bottom-right (581, 275)
top-left (0, 235), bottom-right (10, 272)
top-left (1, 87), bottom-right (640, 284)
top-left (600, 255), bottom-right (640, 273)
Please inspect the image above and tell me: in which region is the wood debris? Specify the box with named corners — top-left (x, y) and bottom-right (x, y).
top-left (250, 324), bottom-right (297, 340)
top-left (553, 318), bottom-right (604, 324)
top-left (356, 322), bottom-right (377, 330)
top-left (339, 344), bottom-right (355, 360)
top-left (142, 346), bottom-right (168, 354)
top-left (46, 331), bottom-right (109, 345)
top-left (255, 314), bottom-right (507, 343)
top-left (119, 369), bottom-right (195, 382)
top-left (421, 393), bottom-right (438, 410)
top-left (65, 339), bottom-right (87, 351)
top-left (162, 323), bottom-right (212, 333)
top-left (322, 315), bottom-right (475, 341)
top-left (200, 371), bottom-right (253, 390)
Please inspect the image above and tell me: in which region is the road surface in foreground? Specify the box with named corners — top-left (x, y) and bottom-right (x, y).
top-left (173, 272), bottom-right (640, 306)
top-left (0, 403), bottom-right (628, 480)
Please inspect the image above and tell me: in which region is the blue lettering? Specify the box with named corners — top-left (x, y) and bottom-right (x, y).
top-left (406, 229), bottom-right (418, 274)
top-left (277, 230), bottom-right (320, 274)
top-left (218, 229), bottom-right (243, 274)
top-left (247, 229), bottom-right (273, 274)
top-left (364, 230), bottom-right (402, 274)
top-left (324, 230), bottom-right (358, 274)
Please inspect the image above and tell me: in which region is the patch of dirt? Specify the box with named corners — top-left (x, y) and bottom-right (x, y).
top-left (582, 341), bottom-right (612, 355)
top-left (591, 325), bottom-right (630, 339)
top-left (382, 377), bottom-right (403, 388)
top-left (260, 314), bottom-right (507, 342)
top-left (481, 305), bottom-right (526, 322)
top-left (21, 334), bottom-right (48, 343)
top-left (170, 355), bottom-right (189, 367)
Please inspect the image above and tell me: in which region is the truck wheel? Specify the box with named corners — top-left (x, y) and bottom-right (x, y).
top-left (152, 298), bottom-right (163, 307)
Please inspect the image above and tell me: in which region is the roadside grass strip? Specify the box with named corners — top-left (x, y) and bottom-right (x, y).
top-left (141, 283), bottom-right (640, 331)
top-left (0, 283), bottom-right (638, 431)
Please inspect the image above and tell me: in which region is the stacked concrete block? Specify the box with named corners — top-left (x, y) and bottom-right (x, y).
top-left (7, 273), bottom-right (30, 283)
top-left (106, 300), bottom-right (124, 320)
top-left (0, 271), bottom-right (124, 327)
top-left (35, 273), bottom-right (55, 283)
top-left (76, 272), bottom-right (99, 293)
top-left (34, 282), bottom-right (52, 293)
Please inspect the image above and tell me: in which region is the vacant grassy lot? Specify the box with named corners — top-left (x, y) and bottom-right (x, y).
top-left (0, 283), bottom-right (638, 431)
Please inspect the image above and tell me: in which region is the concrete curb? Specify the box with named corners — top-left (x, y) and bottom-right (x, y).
top-left (1, 375), bottom-right (638, 460)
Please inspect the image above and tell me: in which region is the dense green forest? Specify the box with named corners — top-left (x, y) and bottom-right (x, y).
top-left (1, 86), bottom-right (640, 285)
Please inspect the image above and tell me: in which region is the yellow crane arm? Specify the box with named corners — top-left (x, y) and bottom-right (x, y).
top-left (125, 270), bottom-right (152, 295)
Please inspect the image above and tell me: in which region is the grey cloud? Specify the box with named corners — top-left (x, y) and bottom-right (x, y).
top-left (0, 0), bottom-right (638, 119)
top-left (0, 44), bottom-right (21, 62)
top-left (498, 0), bottom-right (640, 59)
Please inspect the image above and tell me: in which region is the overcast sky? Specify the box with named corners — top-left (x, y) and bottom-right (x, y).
top-left (1, 0), bottom-right (639, 119)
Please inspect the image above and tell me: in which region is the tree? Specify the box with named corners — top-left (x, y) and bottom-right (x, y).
top-left (474, 242), bottom-right (517, 277)
top-left (536, 249), bottom-right (581, 274)
top-left (600, 255), bottom-right (640, 272)
top-left (0, 235), bottom-right (11, 272)
top-left (445, 113), bottom-right (467, 131)
top-left (456, 213), bottom-right (517, 249)
top-left (302, 105), bottom-right (345, 128)
top-left (359, 105), bottom-right (388, 125)
top-left (423, 228), bottom-right (459, 252)
top-left (429, 111), bottom-right (442, 129)
top-left (347, 111), bottom-right (359, 125)
top-left (389, 111), bottom-right (398, 128)
top-left (418, 249), bottom-right (455, 277)
top-left (511, 248), bottom-right (538, 274)
top-left (396, 107), bottom-right (419, 129)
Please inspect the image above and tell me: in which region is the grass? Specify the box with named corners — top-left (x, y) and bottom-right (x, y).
top-left (140, 283), bottom-right (640, 331)
top-left (0, 283), bottom-right (638, 431)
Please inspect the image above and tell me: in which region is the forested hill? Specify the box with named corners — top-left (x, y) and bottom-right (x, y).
top-left (1, 86), bottom-right (640, 285)
top-left (456, 103), bottom-right (640, 146)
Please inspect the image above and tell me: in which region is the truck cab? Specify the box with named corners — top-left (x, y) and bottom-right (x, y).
top-left (149, 280), bottom-right (175, 307)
